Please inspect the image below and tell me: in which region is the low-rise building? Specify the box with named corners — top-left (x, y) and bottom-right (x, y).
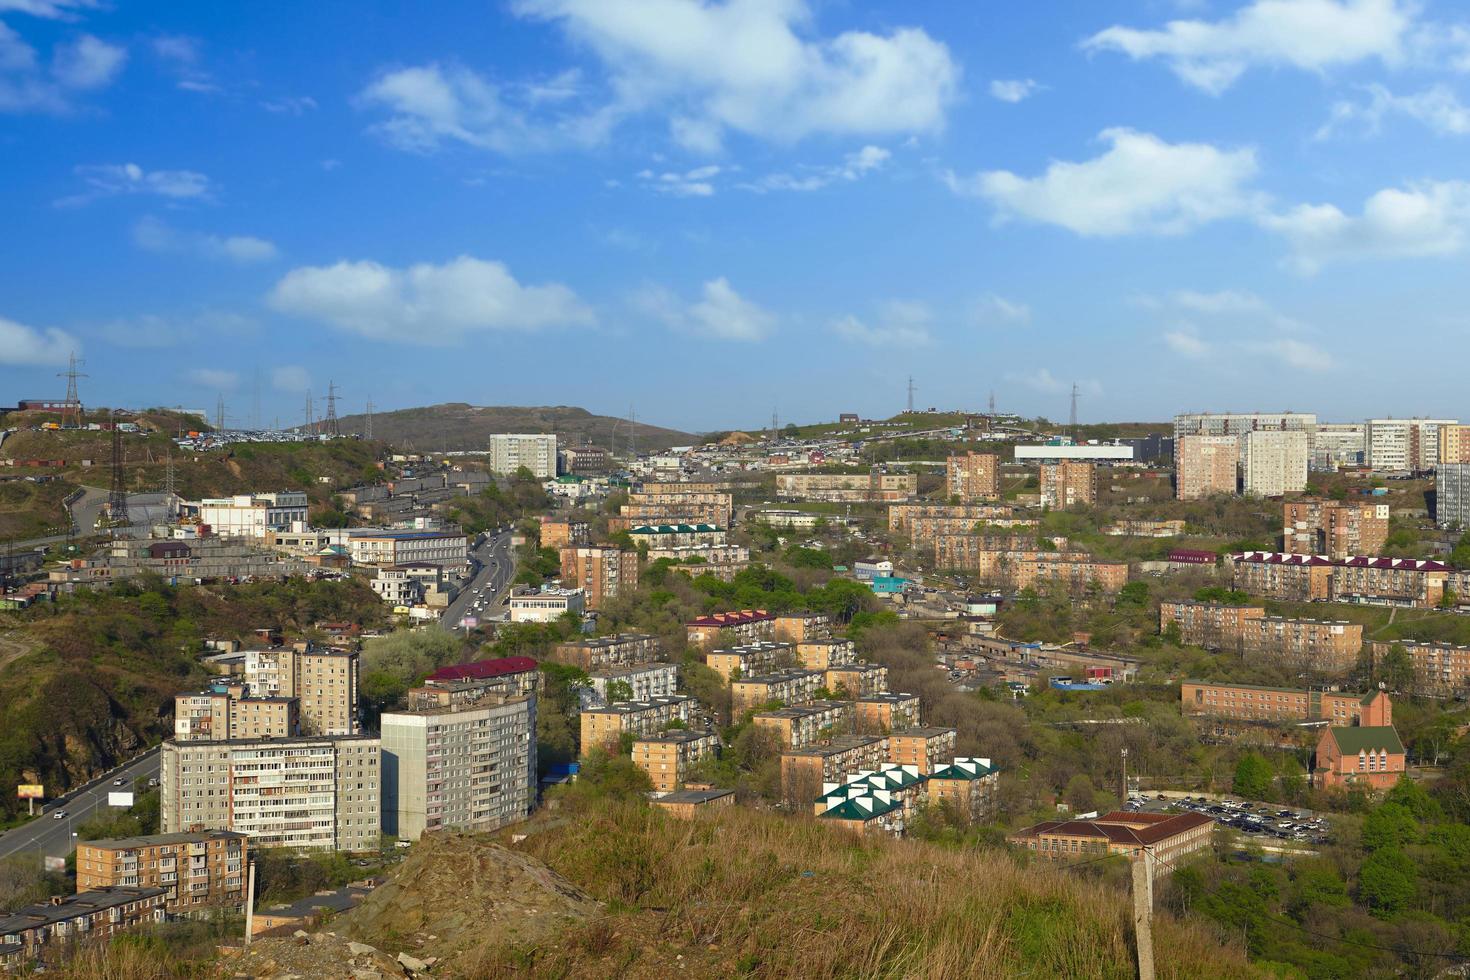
top-left (1229, 552), bottom-right (1452, 608)
top-left (628, 523), bottom-right (727, 549)
top-left (632, 730), bottom-right (719, 793)
top-left (928, 757), bottom-right (1000, 823)
top-left (1180, 681), bottom-right (1390, 725)
top-left (886, 727), bottom-right (957, 774)
top-left (706, 641), bottom-right (794, 681)
top-left (1159, 601), bottom-right (1267, 647)
top-left (855, 693), bottom-right (921, 733)
top-left (780, 734), bottom-right (888, 802)
top-left (347, 529), bottom-right (468, 571)
top-left (824, 663), bottom-right (889, 698)
top-left (191, 492), bottom-right (308, 540)
top-left (0, 888), bottom-right (168, 967)
top-left (773, 611), bottom-right (830, 643)
top-left (1009, 811), bottom-right (1215, 868)
top-left (731, 670), bottom-right (825, 716)
top-left (579, 695), bottom-right (694, 754)
top-left (75, 831), bottom-right (247, 917)
top-left (508, 586), bottom-right (586, 623)
top-left (651, 788), bottom-right (735, 819)
top-left (795, 638), bottom-right (856, 671)
top-left (408, 656), bottom-right (540, 709)
top-left (777, 472), bottom-right (917, 503)
top-left (686, 609), bottom-right (775, 648)
top-left (551, 633), bottom-right (660, 670)
top-left (1012, 555), bottom-right (1129, 594)
top-left (751, 701), bottom-right (854, 749)
top-left (1315, 725), bottom-right (1406, 791)
top-left (539, 516), bottom-right (591, 549)
top-left (585, 662), bottom-right (679, 706)
top-left (1370, 639), bottom-right (1470, 692)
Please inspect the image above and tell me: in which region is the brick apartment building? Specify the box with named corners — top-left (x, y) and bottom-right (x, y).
top-left (928, 757), bottom-right (1000, 823)
top-left (1159, 601), bottom-right (1266, 647)
top-left (632, 730), bottom-right (719, 793)
top-left (945, 453), bottom-right (1000, 502)
top-left (75, 831), bottom-right (247, 916)
top-left (705, 641), bottom-right (794, 680)
top-left (824, 663), bottom-right (889, 698)
top-left (773, 612), bottom-right (831, 643)
top-left (855, 693), bottom-right (921, 733)
top-left (932, 537), bottom-right (1069, 573)
top-left (776, 472), bottom-right (917, 503)
top-left (539, 516), bottom-right (590, 549)
top-left (780, 734), bottom-right (888, 802)
top-left (888, 502), bottom-right (1020, 538)
top-left (887, 727), bottom-right (957, 774)
top-left (1369, 640), bottom-right (1470, 692)
top-left (1229, 552), bottom-right (1453, 608)
top-left (1012, 555), bottom-right (1129, 594)
top-left (686, 610), bottom-right (776, 648)
top-left (1283, 499), bottom-right (1390, 558)
top-left (1040, 461), bottom-right (1097, 509)
top-left (1181, 682), bottom-right (1391, 725)
top-left (559, 545), bottom-right (640, 609)
top-left (795, 638), bottom-right (857, 670)
top-left (0, 888), bottom-right (168, 967)
top-left (1176, 434), bottom-right (1238, 500)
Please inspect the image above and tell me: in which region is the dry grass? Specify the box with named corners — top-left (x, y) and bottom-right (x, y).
top-left (467, 798), bottom-right (1259, 979)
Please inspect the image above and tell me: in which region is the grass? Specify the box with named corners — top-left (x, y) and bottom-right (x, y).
top-left (466, 796), bottom-right (1260, 979)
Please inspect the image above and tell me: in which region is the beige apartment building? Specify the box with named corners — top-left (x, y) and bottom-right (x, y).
top-left (579, 695), bottom-right (694, 754)
top-left (706, 641), bottom-right (794, 681)
top-left (795, 638), bottom-right (856, 671)
top-left (539, 517), bottom-right (590, 549)
top-left (559, 545), bottom-right (639, 609)
top-left (887, 727), bottom-right (957, 774)
top-left (1040, 461), bottom-right (1096, 509)
top-left (1176, 434), bottom-right (1238, 500)
top-left (1012, 555), bottom-right (1129, 594)
top-left (780, 734), bottom-right (889, 802)
top-left (1242, 430), bottom-right (1309, 498)
top-left (773, 612), bottom-right (830, 643)
top-left (730, 670), bottom-right (825, 716)
top-left (928, 758), bottom-right (1000, 823)
top-left (1283, 499), bottom-right (1390, 558)
top-left (173, 686), bottom-right (300, 743)
top-left (1160, 601), bottom-right (1267, 647)
top-left (244, 646), bottom-right (359, 736)
top-left (855, 693), bottom-right (921, 733)
top-left (887, 503), bottom-right (1017, 535)
top-left (824, 663), bottom-right (889, 698)
top-left (75, 831), bottom-right (247, 917)
top-left (686, 610), bottom-right (775, 648)
top-left (946, 453), bottom-right (1000, 502)
top-left (1440, 424), bottom-right (1470, 465)
top-left (1370, 640), bottom-right (1470, 692)
top-left (623, 491), bottom-right (734, 527)
top-left (1228, 553), bottom-right (1334, 601)
top-left (1180, 681), bottom-right (1387, 725)
top-left (776, 472), bottom-right (917, 503)
top-left (632, 730), bottom-right (719, 793)
top-left (550, 633), bottom-right (661, 670)
top-left (1244, 616), bottom-right (1362, 671)
top-left (752, 701), bottom-right (854, 749)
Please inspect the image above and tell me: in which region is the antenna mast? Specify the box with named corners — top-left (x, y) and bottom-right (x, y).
top-left (364, 397), bottom-right (374, 441)
top-left (906, 376), bottom-right (916, 414)
top-left (1069, 383), bottom-right (1080, 436)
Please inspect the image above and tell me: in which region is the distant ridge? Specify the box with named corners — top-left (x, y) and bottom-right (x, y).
top-left (332, 403), bottom-right (698, 453)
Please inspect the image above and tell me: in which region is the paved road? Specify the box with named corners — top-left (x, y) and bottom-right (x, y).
top-left (7, 488), bottom-right (172, 552)
top-left (442, 529), bottom-right (515, 629)
top-left (0, 748), bottom-right (161, 863)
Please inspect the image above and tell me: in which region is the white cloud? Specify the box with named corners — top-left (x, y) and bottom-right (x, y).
top-left (188, 367), bottom-right (240, 390)
top-left (132, 216), bottom-right (279, 264)
top-left (58, 163), bottom-right (211, 206)
top-left (267, 255), bottom-right (595, 343)
top-left (1261, 180), bottom-right (1470, 273)
top-left (362, 1), bottom-right (957, 154)
top-left (0, 23), bottom-right (124, 112)
top-left (637, 164), bottom-right (722, 197)
top-left (0, 314), bottom-right (75, 365)
top-left (271, 365), bottom-right (312, 393)
top-left (972, 293), bottom-right (1032, 326)
top-left (742, 144), bottom-right (890, 193)
top-left (1171, 289), bottom-right (1268, 314)
top-left (1162, 327), bottom-right (1211, 358)
top-left (832, 300), bottom-right (932, 347)
top-left (1083, 0), bottom-right (1413, 95)
top-left (260, 95), bottom-right (317, 115)
top-left (0, 0), bottom-right (98, 19)
top-left (635, 277), bottom-right (775, 341)
top-left (949, 128), bottom-right (1261, 236)
top-left (1249, 337), bottom-right (1336, 372)
top-left (150, 35), bottom-right (221, 94)
top-left (988, 78), bottom-right (1040, 103)
top-left (1006, 367), bottom-right (1101, 396)
top-left (1147, 293), bottom-right (1336, 372)
top-left (1316, 84), bottom-right (1470, 139)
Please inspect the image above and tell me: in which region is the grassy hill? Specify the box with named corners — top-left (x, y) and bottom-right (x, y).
top-left (332, 403), bottom-right (698, 453)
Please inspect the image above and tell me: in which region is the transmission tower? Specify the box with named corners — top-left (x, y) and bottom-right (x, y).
top-left (771, 409), bottom-right (779, 442)
top-left (56, 352), bottom-right (87, 428)
top-left (627, 405), bottom-right (638, 458)
top-left (1069, 383), bottom-right (1080, 436)
top-left (988, 390), bottom-right (996, 415)
top-left (304, 392), bottom-right (314, 434)
top-left (163, 449), bottom-right (176, 497)
top-left (324, 381), bottom-right (340, 437)
top-left (215, 395), bottom-right (226, 432)
top-left (108, 412), bottom-right (129, 529)
top-left (906, 376), bottom-right (916, 414)
top-left (364, 398), bottom-right (375, 441)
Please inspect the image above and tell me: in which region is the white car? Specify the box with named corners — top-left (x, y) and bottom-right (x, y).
top-left (52, 810), bottom-right (67, 820)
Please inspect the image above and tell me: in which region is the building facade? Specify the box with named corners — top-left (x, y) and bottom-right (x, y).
top-left (632, 730), bottom-right (719, 793)
top-left (487, 433), bottom-right (558, 478)
top-left (1175, 435), bottom-right (1238, 500)
top-left (551, 633), bottom-right (661, 670)
top-left (1283, 499), bottom-right (1390, 558)
top-left (579, 695), bottom-right (694, 754)
top-left (1366, 418), bottom-right (1459, 474)
top-left (559, 546), bottom-right (639, 609)
top-left (75, 831), bottom-right (247, 916)
top-left (1039, 461), bottom-right (1096, 509)
top-left (193, 492), bottom-right (309, 541)
top-left (1438, 462), bottom-right (1470, 529)
top-left (1242, 430), bottom-right (1309, 498)
top-left (946, 453), bottom-right (1000, 502)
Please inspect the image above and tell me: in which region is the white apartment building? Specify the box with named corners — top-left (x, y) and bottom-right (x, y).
top-left (1242, 430), bottom-right (1309, 498)
top-left (194, 492), bottom-right (309, 540)
top-left (380, 696), bottom-right (536, 841)
top-left (1313, 423), bottom-right (1366, 470)
top-left (1173, 413), bottom-right (1317, 453)
top-left (370, 567), bottom-right (423, 606)
top-left (1366, 418), bottom-right (1460, 474)
top-left (508, 587), bottom-right (586, 623)
top-left (160, 736), bottom-right (380, 852)
top-left (488, 434), bottom-right (558, 479)
top-left (584, 662), bottom-right (680, 707)
top-left (1438, 463), bottom-right (1470, 529)
top-left (347, 530), bottom-right (468, 571)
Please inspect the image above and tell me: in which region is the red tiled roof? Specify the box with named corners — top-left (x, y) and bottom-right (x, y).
top-left (1014, 810), bottom-right (1213, 846)
top-left (1231, 551), bottom-right (1451, 571)
top-left (687, 609), bottom-right (773, 628)
top-left (425, 656), bottom-right (538, 683)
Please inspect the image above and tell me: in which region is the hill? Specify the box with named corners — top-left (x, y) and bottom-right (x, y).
top-left (331, 403), bottom-right (698, 453)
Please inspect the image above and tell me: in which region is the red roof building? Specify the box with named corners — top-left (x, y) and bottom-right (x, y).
top-left (424, 656), bottom-right (538, 684)
top-left (1008, 810), bottom-right (1214, 869)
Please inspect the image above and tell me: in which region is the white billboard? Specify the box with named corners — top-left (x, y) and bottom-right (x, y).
top-left (107, 791), bottom-right (134, 808)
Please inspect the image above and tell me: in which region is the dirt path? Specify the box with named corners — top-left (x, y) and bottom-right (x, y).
top-left (0, 630), bottom-right (36, 674)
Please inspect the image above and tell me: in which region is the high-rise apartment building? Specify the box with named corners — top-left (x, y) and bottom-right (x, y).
top-left (1242, 430), bottom-right (1309, 498)
top-left (1283, 499), bottom-right (1390, 557)
top-left (173, 685), bottom-right (299, 742)
top-left (1438, 462), bottom-right (1470, 529)
top-left (487, 433), bottom-right (558, 479)
top-left (559, 545), bottom-right (640, 609)
top-left (244, 646), bottom-right (359, 735)
top-left (1366, 418), bottom-right (1458, 474)
top-left (160, 736), bottom-right (380, 852)
top-left (1175, 435), bottom-right (1238, 500)
top-left (1313, 423), bottom-right (1366, 470)
top-left (1439, 425), bottom-right (1470, 465)
top-left (1039, 461), bottom-right (1096, 509)
top-left (945, 453), bottom-right (999, 502)
top-left (1173, 412), bottom-right (1317, 452)
top-left (380, 695), bottom-right (536, 841)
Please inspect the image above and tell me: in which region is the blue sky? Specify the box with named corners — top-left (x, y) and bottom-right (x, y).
top-left (3, 0), bottom-right (1470, 432)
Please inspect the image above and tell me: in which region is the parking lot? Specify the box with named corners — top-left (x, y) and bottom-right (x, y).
top-left (1127, 793), bottom-right (1330, 847)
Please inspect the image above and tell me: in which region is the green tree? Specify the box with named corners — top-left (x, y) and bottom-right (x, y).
top-left (1378, 644), bottom-right (1415, 693)
top-left (1362, 802), bottom-right (1419, 851)
top-left (1232, 753), bottom-right (1273, 799)
top-left (606, 680), bottom-right (634, 703)
top-left (1357, 848), bottom-right (1417, 918)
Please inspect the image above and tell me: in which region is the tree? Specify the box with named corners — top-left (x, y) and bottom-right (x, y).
top-left (1362, 802), bottom-right (1420, 851)
top-left (606, 680), bottom-right (634, 704)
top-left (1116, 581), bottom-right (1149, 608)
top-left (1378, 644), bottom-right (1415, 693)
top-left (1232, 753), bottom-right (1273, 799)
top-left (1358, 848), bottom-right (1417, 918)
top-left (1064, 773), bottom-right (1097, 813)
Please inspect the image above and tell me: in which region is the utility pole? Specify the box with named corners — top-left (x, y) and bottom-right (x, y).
top-left (56, 351), bottom-right (87, 428)
top-left (906, 376), bottom-right (916, 414)
top-left (163, 449), bottom-right (177, 516)
top-left (304, 392), bottom-right (314, 434)
top-left (627, 405), bottom-right (638, 458)
top-left (1069, 383), bottom-right (1080, 439)
top-left (1132, 849), bottom-right (1156, 980)
top-left (771, 409), bottom-right (779, 442)
top-left (244, 861), bottom-right (256, 946)
top-left (1120, 745), bottom-right (1129, 801)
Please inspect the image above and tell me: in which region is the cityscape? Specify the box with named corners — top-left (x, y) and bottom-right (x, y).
top-left (4, 1), bottom-right (1470, 978)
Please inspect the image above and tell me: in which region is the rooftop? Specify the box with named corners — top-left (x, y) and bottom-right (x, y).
top-left (1013, 810), bottom-right (1214, 847)
top-left (784, 734), bottom-right (886, 758)
top-left (78, 830), bottom-right (247, 850)
top-left (1325, 725), bottom-right (1406, 755)
top-left (425, 656), bottom-right (538, 684)
top-left (653, 788), bottom-right (734, 805)
top-left (0, 888), bottom-right (168, 935)
top-left (688, 609), bottom-right (774, 628)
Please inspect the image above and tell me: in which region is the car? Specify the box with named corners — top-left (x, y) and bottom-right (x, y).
top-left (52, 810), bottom-right (67, 820)
top-left (113, 778), bottom-right (126, 786)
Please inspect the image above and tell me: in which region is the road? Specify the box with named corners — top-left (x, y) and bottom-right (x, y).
top-left (442, 529), bottom-right (516, 629)
top-left (0, 747), bottom-right (161, 863)
top-left (6, 488), bottom-right (173, 552)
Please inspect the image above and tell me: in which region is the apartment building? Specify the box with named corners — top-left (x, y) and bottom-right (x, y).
top-left (795, 638), bottom-right (856, 671)
top-left (347, 529), bottom-right (468, 571)
top-left (1314, 423), bottom-right (1366, 470)
top-left (1227, 553), bottom-right (1334, 601)
top-left (550, 633), bottom-right (661, 670)
top-left (244, 646), bottom-right (359, 736)
top-left (686, 609), bottom-right (775, 648)
top-left (1242, 430), bottom-right (1309, 498)
top-left (380, 696), bottom-right (536, 841)
top-left (932, 537), bottom-right (1067, 572)
top-left (585, 662), bottom-right (679, 705)
top-left (1332, 557), bottom-right (1452, 608)
top-left (928, 757), bottom-right (1000, 823)
top-left (650, 545), bottom-right (751, 582)
top-left (776, 472), bottom-right (917, 503)
top-left (1175, 435), bottom-right (1238, 500)
top-left (1009, 811), bottom-right (1214, 868)
top-left (579, 695), bottom-right (694, 754)
top-left (1370, 640), bottom-right (1470, 692)
top-left (1104, 519), bottom-right (1188, 538)
top-left (855, 693), bottom-right (921, 733)
top-left (946, 453), bottom-right (1000, 502)
top-left (1366, 418), bottom-right (1457, 474)
top-left (0, 889), bottom-right (168, 967)
top-left (632, 730), bottom-right (719, 794)
top-left (1159, 601), bottom-right (1267, 647)
top-left (1283, 498), bottom-right (1390, 557)
top-left (730, 670), bottom-right (825, 716)
top-left (752, 701), bottom-right (854, 749)
top-left (539, 516), bottom-right (590, 549)
top-left (887, 503), bottom-right (1016, 536)
top-left (1438, 462), bottom-right (1470, 529)
top-left (780, 734), bottom-right (889, 802)
top-left (1173, 412), bottom-right (1317, 447)
top-left (1183, 681), bottom-right (1392, 725)
top-left (621, 491), bottom-right (734, 527)
top-left (192, 491), bottom-right (309, 540)
top-left (1439, 425), bottom-right (1470, 465)
top-left (817, 765), bottom-right (930, 835)
top-left (706, 641), bottom-right (794, 680)
top-left (487, 433), bottom-right (557, 479)
top-left (627, 523), bottom-right (727, 549)
top-left (410, 656), bottom-right (540, 709)
top-left (1012, 555), bottom-right (1129, 594)
top-left (1245, 616), bottom-right (1363, 671)
top-left (508, 586), bottom-right (586, 622)
top-left (75, 831), bottom-right (247, 916)
top-left (173, 686), bottom-right (300, 742)
top-left (160, 736), bottom-right (380, 852)
top-left (1039, 461), bottom-right (1096, 509)
top-left (559, 546), bottom-right (639, 609)
top-left (887, 727), bottom-right (957, 774)
top-left (773, 612), bottom-right (830, 643)
top-left (824, 663), bottom-right (889, 698)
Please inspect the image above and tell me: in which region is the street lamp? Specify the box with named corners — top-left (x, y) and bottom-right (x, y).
top-left (1120, 746), bottom-right (1129, 801)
